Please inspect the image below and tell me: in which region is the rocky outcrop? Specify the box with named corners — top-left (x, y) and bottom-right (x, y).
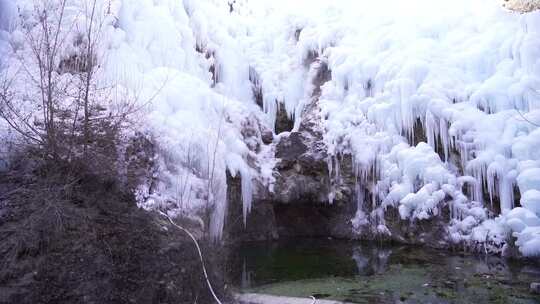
top-left (275, 106), bottom-right (295, 134)
top-left (225, 172), bottom-right (279, 242)
top-left (226, 54), bottom-right (455, 249)
top-left (225, 57), bottom-right (358, 241)
top-left (273, 131), bottom-right (329, 204)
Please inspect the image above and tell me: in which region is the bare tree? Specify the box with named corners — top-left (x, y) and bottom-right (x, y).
top-left (82, 0), bottom-right (98, 155)
top-left (29, 0), bottom-right (69, 158)
top-left (0, 0), bottom-right (145, 174)
top-left (0, 0), bottom-right (77, 159)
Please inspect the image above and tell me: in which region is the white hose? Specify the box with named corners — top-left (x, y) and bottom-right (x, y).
top-left (159, 211), bottom-right (223, 304)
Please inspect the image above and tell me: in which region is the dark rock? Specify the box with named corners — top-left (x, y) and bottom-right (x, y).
top-left (224, 173), bottom-right (278, 242)
top-left (531, 282), bottom-right (540, 294)
top-left (124, 133), bottom-right (156, 192)
top-left (261, 129), bottom-right (274, 145)
top-left (276, 132), bottom-right (308, 169)
top-left (275, 105), bottom-right (294, 134)
top-left (273, 203), bottom-right (340, 237)
top-left (273, 173), bottom-right (331, 205)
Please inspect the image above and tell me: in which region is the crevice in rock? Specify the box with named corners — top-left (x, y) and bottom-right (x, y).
top-left (275, 105), bottom-right (294, 134)
top-left (273, 202), bottom-right (344, 238)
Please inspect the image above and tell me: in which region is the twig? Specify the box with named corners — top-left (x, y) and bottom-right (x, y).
top-left (158, 211), bottom-right (223, 304)
top-left (515, 108), bottom-right (540, 127)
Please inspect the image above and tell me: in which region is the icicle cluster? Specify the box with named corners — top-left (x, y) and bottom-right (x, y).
top-left (240, 0), bottom-right (540, 256)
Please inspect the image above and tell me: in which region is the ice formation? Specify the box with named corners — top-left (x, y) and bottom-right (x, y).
top-left (0, 0), bottom-right (539, 256)
top-left (100, 0), bottom-right (260, 239)
top-left (238, 0), bottom-right (540, 256)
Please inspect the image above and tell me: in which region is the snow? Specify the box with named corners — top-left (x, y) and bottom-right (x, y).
top-left (0, 0), bottom-right (17, 167)
top-left (235, 293), bottom-right (353, 304)
top-left (0, 0), bottom-right (16, 31)
top-left (1, 0), bottom-right (540, 255)
top-left (238, 0), bottom-right (540, 256)
top-left (116, 0), bottom-right (540, 253)
top-left (102, 0), bottom-right (264, 239)
top-left (521, 190), bottom-right (540, 216)
top-left (114, 2), bottom-right (257, 237)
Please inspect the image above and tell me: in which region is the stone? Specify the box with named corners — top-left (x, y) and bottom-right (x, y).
top-left (236, 293), bottom-right (354, 304)
top-left (530, 282), bottom-right (540, 294)
top-left (275, 106), bottom-right (294, 134)
top-left (261, 129), bottom-right (274, 145)
top-left (276, 132), bottom-right (308, 169)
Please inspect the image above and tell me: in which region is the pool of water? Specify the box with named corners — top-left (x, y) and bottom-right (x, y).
top-left (226, 239), bottom-right (540, 304)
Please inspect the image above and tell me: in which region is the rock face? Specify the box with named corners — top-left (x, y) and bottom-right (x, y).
top-left (225, 172), bottom-right (279, 242)
top-left (531, 282), bottom-right (540, 294)
top-left (275, 106), bottom-right (295, 134)
top-left (274, 131), bottom-right (329, 204)
top-left (226, 55), bottom-right (453, 249)
top-left (226, 58), bottom-right (358, 242)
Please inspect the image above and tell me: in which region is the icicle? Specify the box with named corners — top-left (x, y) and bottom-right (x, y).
top-left (486, 163), bottom-right (499, 206)
top-left (426, 110), bottom-right (438, 150)
top-left (327, 153), bottom-right (342, 205)
top-left (263, 96), bottom-right (278, 132)
top-left (467, 161), bottom-right (486, 204)
top-left (499, 174), bottom-right (515, 213)
top-left (356, 182), bottom-right (364, 211)
top-left (352, 182), bottom-right (369, 231)
top-left (448, 199), bottom-right (455, 220)
top-left (209, 173), bottom-right (228, 240)
top-left (334, 154), bottom-right (342, 183)
top-left (485, 157), bottom-right (517, 213)
top-left (439, 118), bottom-right (450, 162)
top-left (327, 155), bottom-right (334, 179)
top-left (398, 79), bottom-right (416, 140)
top-left (241, 167), bottom-right (253, 226)
top-left (459, 140), bottom-right (471, 174)
top-left (371, 183), bottom-right (378, 210)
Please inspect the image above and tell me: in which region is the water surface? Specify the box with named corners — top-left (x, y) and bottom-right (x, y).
top-left (227, 239), bottom-right (540, 304)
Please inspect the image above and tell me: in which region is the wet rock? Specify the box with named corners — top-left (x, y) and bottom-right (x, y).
top-left (531, 282), bottom-right (540, 294)
top-left (273, 203), bottom-right (346, 237)
top-left (261, 128), bottom-right (274, 145)
top-left (225, 173), bottom-right (279, 242)
top-left (275, 106), bottom-right (294, 134)
top-left (276, 132), bottom-right (309, 169)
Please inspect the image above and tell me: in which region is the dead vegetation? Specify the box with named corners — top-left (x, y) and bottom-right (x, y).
top-left (0, 158), bottom-right (229, 304)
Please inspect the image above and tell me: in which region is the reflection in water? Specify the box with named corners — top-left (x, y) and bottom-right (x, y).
top-left (352, 246), bottom-right (392, 276)
top-left (241, 259), bottom-right (251, 289)
top-left (227, 239), bottom-right (540, 304)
